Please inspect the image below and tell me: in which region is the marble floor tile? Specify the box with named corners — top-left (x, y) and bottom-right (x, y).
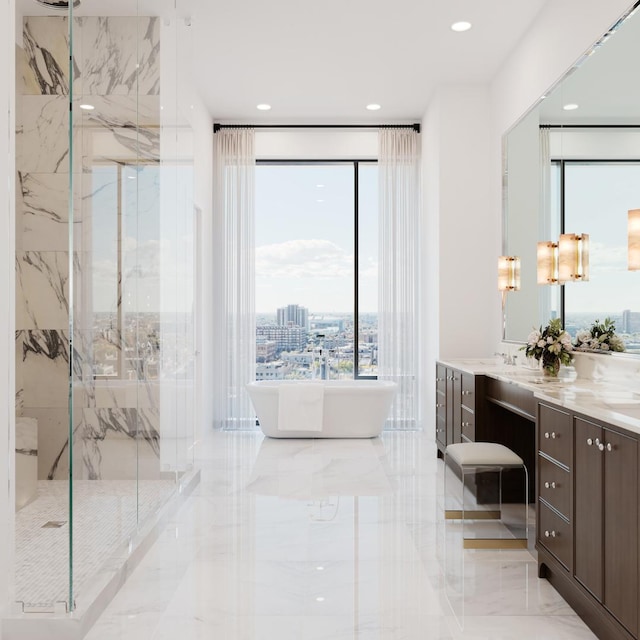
top-left (85, 430), bottom-right (597, 640)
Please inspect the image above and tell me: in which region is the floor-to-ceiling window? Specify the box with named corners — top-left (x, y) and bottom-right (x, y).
top-left (255, 161), bottom-right (378, 380)
top-left (552, 159), bottom-right (640, 352)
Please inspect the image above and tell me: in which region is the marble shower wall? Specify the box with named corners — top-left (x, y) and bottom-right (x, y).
top-left (16, 15), bottom-right (164, 481)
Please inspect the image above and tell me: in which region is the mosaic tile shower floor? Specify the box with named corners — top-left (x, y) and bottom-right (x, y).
top-left (15, 479), bottom-right (175, 609)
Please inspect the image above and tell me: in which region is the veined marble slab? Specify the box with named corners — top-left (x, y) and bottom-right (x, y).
top-left (82, 407), bottom-right (160, 480)
top-left (20, 16), bottom-right (69, 95)
top-left (17, 96), bottom-right (72, 174)
top-left (16, 251), bottom-right (69, 328)
top-left (75, 17), bottom-right (159, 96)
top-left (18, 172), bottom-right (80, 252)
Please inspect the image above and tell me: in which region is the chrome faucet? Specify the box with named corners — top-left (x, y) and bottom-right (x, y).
top-left (495, 352), bottom-right (517, 366)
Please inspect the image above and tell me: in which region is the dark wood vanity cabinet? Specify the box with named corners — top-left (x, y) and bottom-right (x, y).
top-left (435, 364), bottom-right (447, 449)
top-left (538, 403), bottom-right (640, 640)
top-left (435, 363), bottom-right (481, 456)
top-left (574, 417), bottom-right (638, 637)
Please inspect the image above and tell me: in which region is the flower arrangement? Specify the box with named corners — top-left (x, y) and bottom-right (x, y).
top-left (521, 318), bottom-right (573, 376)
top-left (574, 317), bottom-right (625, 353)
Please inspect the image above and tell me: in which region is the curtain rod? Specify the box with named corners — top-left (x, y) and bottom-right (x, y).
top-left (540, 124), bottom-right (640, 129)
top-left (213, 123), bottom-right (420, 133)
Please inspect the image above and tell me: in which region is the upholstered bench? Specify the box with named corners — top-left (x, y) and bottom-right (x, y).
top-left (444, 442), bottom-right (528, 549)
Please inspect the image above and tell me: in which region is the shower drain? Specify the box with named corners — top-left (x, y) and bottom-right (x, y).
top-left (41, 521), bottom-right (66, 528)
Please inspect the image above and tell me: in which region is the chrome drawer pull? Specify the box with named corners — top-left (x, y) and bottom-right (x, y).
top-left (606, 443), bottom-right (612, 452)
top-left (461, 421), bottom-right (470, 428)
top-left (544, 481), bottom-right (557, 489)
top-left (551, 432), bottom-right (557, 439)
top-left (436, 403), bottom-right (444, 408)
top-left (587, 438), bottom-right (593, 446)
top-left (544, 530), bottom-right (557, 538)
top-left (544, 432), bottom-right (550, 439)
top-left (598, 443), bottom-right (605, 452)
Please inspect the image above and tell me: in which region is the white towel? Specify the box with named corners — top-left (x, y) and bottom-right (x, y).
top-left (278, 383), bottom-right (324, 432)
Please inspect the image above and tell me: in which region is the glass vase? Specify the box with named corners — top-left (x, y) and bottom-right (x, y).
top-left (542, 356), bottom-right (561, 377)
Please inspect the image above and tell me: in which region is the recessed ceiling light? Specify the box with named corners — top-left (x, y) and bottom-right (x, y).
top-left (257, 103), bottom-right (271, 111)
top-left (563, 103), bottom-right (579, 111)
top-left (451, 21), bottom-right (472, 32)
top-left (79, 104), bottom-right (95, 110)
top-left (316, 566), bottom-right (325, 571)
top-left (316, 199), bottom-right (324, 203)
top-left (316, 597), bottom-right (325, 602)
top-left (316, 184), bottom-right (325, 188)
top-left (366, 104), bottom-right (381, 111)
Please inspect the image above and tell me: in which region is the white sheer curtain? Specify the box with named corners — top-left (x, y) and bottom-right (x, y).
top-left (378, 128), bottom-right (421, 429)
top-left (213, 128), bottom-right (256, 429)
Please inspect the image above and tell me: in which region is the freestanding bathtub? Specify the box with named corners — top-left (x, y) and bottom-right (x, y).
top-left (246, 380), bottom-right (398, 438)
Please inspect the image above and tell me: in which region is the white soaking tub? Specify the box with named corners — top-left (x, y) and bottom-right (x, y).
top-left (246, 380), bottom-right (398, 438)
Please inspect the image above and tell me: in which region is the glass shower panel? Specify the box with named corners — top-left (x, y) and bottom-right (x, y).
top-left (70, 2), bottom-right (148, 608)
top-left (158, 4), bottom-right (196, 478)
top-left (14, 4), bottom-right (74, 611)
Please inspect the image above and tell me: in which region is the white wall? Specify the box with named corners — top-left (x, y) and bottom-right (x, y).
top-left (1, 0), bottom-right (16, 623)
top-left (550, 129), bottom-right (640, 158)
top-left (255, 130), bottom-right (377, 159)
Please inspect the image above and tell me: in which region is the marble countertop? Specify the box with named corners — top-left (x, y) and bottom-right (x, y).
top-left (438, 357), bottom-right (640, 437)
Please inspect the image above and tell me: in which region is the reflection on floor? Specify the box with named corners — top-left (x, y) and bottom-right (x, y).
top-left (85, 430), bottom-right (597, 640)
top-left (15, 479), bottom-right (175, 609)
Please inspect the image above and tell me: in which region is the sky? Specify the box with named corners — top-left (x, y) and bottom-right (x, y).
top-left (255, 163), bottom-right (378, 314)
top-left (562, 162), bottom-right (640, 315)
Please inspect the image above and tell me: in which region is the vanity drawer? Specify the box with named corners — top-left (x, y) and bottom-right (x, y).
top-left (436, 390), bottom-right (446, 421)
top-left (461, 406), bottom-right (475, 441)
top-left (436, 415), bottom-right (446, 446)
top-left (538, 501), bottom-right (572, 571)
top-left (461, 373), bottom-right (475, 409)
top-left (539, 455), bottom-right (571, 519)
top-left (539, 403), bottom-right (572, 468)
top-left (436, 365), bottom-right (446, 393)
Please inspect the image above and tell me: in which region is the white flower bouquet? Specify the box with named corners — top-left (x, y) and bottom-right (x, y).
top-left (574, 317), bottom-right (625, 353)
top-left (521, 318), bottom-right (573, 376)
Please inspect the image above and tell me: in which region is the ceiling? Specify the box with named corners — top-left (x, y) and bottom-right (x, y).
top-left (538, 4), bottom-right (640, 125)
top-left (19, 0), bottom-right (550, 123)
top-left (193, 0), bottom-right (549, 123)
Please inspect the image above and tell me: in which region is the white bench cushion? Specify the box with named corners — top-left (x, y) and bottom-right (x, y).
top-left (446, 442), bottom-right (524, 468)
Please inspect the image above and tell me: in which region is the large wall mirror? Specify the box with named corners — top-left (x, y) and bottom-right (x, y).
top-left (503, 2), bottom-right (640, 353)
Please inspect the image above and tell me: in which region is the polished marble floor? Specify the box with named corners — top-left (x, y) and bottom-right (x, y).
top-left (85, 430), bottom-right (597, 639)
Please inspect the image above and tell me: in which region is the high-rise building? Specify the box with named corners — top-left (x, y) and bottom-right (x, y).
top-left (256, 325), bottom-right (308, 355)
top-left (622, 309), bottom-right (640, 333)
top-left (276, 304), bottom-right (309, 330)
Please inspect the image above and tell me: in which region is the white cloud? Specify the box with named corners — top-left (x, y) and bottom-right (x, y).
top-left (590, 242), bottom-right (626, 272)
top-left (256, 239), bottom-right (354, 279)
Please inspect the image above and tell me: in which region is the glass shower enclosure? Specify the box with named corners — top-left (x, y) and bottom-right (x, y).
top-left (14, 0), bottom-right (196, 612)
